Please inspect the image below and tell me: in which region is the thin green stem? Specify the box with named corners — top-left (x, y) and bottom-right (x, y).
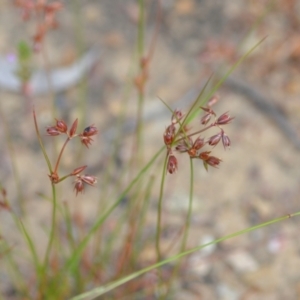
top-left (155, 153), bottom-right (168, 262)
top-left (162, 158), bottom-right (194, 298)
top-left (41, 182), bottom-right (57, 294)
top-left (33, 108), bottom-right (53, 173)
top-left (43, 182), bottom-right (57, 266)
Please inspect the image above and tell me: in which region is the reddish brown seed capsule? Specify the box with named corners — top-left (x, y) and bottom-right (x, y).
top-left (200, 113), bottom-right (212, 125)
top-left (167, 154), bottom-right (178, 174)
top-left (82, 125), bottom-right (98, 137)
top-left (199, 151), bottom-right (211, 161)
top-left (193, 136), bottom-right (205, 150)
top-left (163, 124), bottom-right (176, 145)
top-left (222, 132), bottom-right (231, 149)
top-left (216, 112), bottom-right (234, 125)
top-left (69, 118), bottom-right (78, 137)
top-left (46, 127), bottom-right (61, 136)
top-left (55, 119), bottom-right (67, 133)
top-left (81, 175), bottom-right (97, 186)
top-left (71, 165), bottom-right (87, 176)
top-left (208, 132), bottom-right (222, 146)
top-left (206, 156), bottom-right (222, 168)
top-left (74, 179), bottom-right (84, 196)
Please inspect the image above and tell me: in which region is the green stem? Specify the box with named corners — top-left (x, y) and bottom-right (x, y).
top-left (41, 182), bottom-right (57, 292)
top-left (155, 153), bottom-right (168, 262)
top-left (162, 158), bottom-right (194, 298)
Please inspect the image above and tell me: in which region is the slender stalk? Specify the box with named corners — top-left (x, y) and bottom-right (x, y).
top-left (155, 153), bottom-right (168, 262)
top-left (162, 158), bottom-right (194, 298)
top-left (33, 109), bottom-right (53, 173)
top-left (53, 137), bottom-right (70, 174)
top-left (40, 183), bottom-right (57, 297)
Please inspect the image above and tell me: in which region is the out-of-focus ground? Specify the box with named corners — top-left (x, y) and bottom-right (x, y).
top-left (1, 0), bottom-right (300, 299)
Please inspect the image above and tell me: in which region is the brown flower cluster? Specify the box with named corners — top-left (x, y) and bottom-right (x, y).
top-left (14, 0), bottom-right (63, 51)
top-left (163, 96), bottom-right (234, 174)
top-left (46, 118), bottom-right (98, 196)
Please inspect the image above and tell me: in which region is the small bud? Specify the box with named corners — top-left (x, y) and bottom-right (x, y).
top-left (167, 154), bottom-right (178, 174)
top-left (69, 118), bottom-right (78, 137)
top-left (199, 151), bottom-right (211, 161)
top-left (46, 127), bottom-right (61, 136)
top-left (193, 136), bottom-right (205, 150)
top-left (55, 119), bottom-right (67, 133)
top-left (71, 165), bottom-right (87, 176)
top-left (81, 174), bottom-right (97, 186)
top-left (216, 112), bottom-right (234, 125)
top-left (200, 113), bottom-right (212, 125)
top-left (208, 132), bottom-right (222, 146)
top-left (74, 179), bottom-right (84, 196)
top-left (222, 132), bottom-right (231, 149)
top-left (82, 125), bottom-right (98, 137)
top-left (163, 124), bottom-right (176, 145)
top-left (79, 136), bottom-right (93, 148)
top-left (206, 156), bottom-right (222, 168)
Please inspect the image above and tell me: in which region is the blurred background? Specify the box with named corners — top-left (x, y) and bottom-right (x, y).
top-left (0, 0), bottom-right (300, 299)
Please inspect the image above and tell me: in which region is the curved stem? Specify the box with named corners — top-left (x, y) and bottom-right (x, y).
top-left (155, 153), bottom-right (168, 262)
top-left (54, 137), bottom-right (70, 174)
top-left (40, 182), bottom-right (57, 296)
